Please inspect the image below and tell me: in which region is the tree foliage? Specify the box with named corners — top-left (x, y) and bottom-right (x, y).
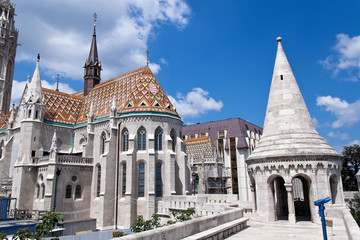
top-left (350, 193), bottom-right (360, 226)
top-left (12, 211), bottom-right (63, 240)
top-left (341, 144), bottom-right (360, 191)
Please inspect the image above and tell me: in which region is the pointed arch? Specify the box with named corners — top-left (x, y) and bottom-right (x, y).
top-left (122, 128), bottom-right (129, 151)
top-left (138, 127), bottom-right (146, 151)
top-left (100, 131), bottom-right (106, 154)
top-left (155, 127), bottom-right (163, 151)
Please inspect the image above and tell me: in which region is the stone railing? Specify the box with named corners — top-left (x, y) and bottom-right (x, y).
top-left (57, 155), bottom-right (93, 165)
top-left (31, 156), bottom-right (49, 164)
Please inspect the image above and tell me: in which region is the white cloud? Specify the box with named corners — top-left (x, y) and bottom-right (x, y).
top-left (14, 0), bottom-right (191, 80)
top-left (320, 33), bottom-right (360, 80)
top-left (316, 95), bottom-right (360, 128)
top-left (168, 88), bottom-right (223, 118)
top-left (327, 131), bottom-right (350, 140)
top-left (11, 79), bottom-right (76, 105)
top-left (348, 140), bottom-right (360, 145)
top-left (312, 117), bottom-right (319, 128)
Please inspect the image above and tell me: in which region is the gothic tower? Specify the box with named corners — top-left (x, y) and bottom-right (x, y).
top-left (83, 14), bottom-right (101, 96)
top-left (0, 0), bottom-right (18, 114)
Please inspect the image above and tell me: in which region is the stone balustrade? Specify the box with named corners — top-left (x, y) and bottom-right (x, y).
top-left (57, 155), bottom-right (93, 165)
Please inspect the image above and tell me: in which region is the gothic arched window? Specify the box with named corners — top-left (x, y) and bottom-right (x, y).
top-left (138, 162), bottom-right (145, 197)
top-left (100, 132), bottom-right (106, 154)
top-left (122, 163), bottom-right (127, 197)
top-left (138, 127), bottom-right (146, 151)
top-left (156, 162), bottom-right (162, 197)
top-left (170, 129), bottom-right (176, 152)
top-left (36, 184), bottom-right (40, 199)
top-left (154, 127), bottom-right (163, 151)
top-left (65, 185), bottom-right (72, 199)
top-left (41, 184), bottom-right (45, 199)
top-left (75, 185), bottom-right (82, 199)
top-left (96, 165), bottom-right (101, 197)
top-left (122, 128), bottom-right (129, 151)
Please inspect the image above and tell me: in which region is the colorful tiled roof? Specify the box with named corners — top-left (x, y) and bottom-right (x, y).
top-left (76, 66), bottom-right (179, 124)
top-left (185, 136), bottom-right (218, 163)
top-left (0, 108), bottom-right (17, 131)
top-left (43, 88), bottom-right (83, 125)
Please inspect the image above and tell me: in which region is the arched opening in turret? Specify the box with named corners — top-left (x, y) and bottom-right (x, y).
top-left (330, 174), bottom-right (341, 205)
top-left (249, 175), bottom-right (257, 211)
top-left (268, 175), bottom-right (288, 221)
top-left (292, 175), bottom-right (311, 221)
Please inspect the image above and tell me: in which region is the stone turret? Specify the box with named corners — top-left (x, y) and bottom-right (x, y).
top-left (0, 0), bottom-right (18, 114)
top-left (246, 37), bottom-right (344, 224)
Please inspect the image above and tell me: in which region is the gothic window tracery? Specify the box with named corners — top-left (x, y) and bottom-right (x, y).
top-left (155, 127), bottom-right (162, 151)
top-left (138, 162), bottom-right (145, 197)
top-left (138, 127), bottom-right (146, 151)
top-left (122, 128), bottom-right (129, 151)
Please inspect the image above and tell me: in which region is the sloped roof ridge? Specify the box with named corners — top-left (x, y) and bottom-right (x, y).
top-left (43, 88), bottom-right (83, 100)
top-left (94, 66), bottom-right (147, 88)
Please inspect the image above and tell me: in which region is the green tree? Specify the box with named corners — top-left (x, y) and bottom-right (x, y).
top-left (350, 193), bottom-right (360, 226)
top-left (341, 144), bottom-right (360, 191)
top-left (12, 212), bottom-right (63, 240)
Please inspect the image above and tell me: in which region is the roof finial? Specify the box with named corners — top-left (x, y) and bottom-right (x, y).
top-left (146, 50), bottom-right (149, 66)
top-left (93, 12), bottom-right (97, 35)
top-left (56, 74), bottom-right (60, 91)
top-left (37, 53), bottom-right (40, 62)
top-left (276, 37), bottom-right (282, 42)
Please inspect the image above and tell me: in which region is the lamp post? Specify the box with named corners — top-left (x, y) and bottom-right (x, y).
top-left (314, 197), bottom-right (331, 240)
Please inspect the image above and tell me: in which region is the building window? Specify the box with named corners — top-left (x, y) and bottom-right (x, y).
top-left (156, 162), bottom-right (162, 197)
top-left (154, 127), bottom-right (163, 151)
top-left (170, 129), bottom-right (176, 152)
top-left (122, 128), bottom-right (129, 151)
top-left (66, 185), bottom-right (72, 199)
top-left (230, 138), bottom-right (238, 195)
top-left (218, 130), bottom-right (225, 139)
top-left (28, 109), bottom-right (31, 118)
top-left (100, 132), bottom-right (106, 154)
top-left (75, 185), bottom-right (82, 199)
top-left (96, 165), bottom-right (101, 197)
top-left (36, 184), bottom-right (40, 199)
top-left (41, 184), bottom-right (45, 199)
top-left (138, 162), bottom-right (145, 197)
top-left (35, 110), bottom-right (38, 119)
top-left (138, 127), bottom-right (146, 151)
top-left (122, 163), bottom-right (126, 197)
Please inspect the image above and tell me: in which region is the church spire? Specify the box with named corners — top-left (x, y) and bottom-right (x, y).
top-left (28, 54), bottom-right (43, 103)
top-left (247, 37), bottom-right (339, 161)
top-left (83, 13), bottom-right (101, 96)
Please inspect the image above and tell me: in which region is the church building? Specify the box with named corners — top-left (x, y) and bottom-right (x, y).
top-left (0, 15), bottom-right (188, 229)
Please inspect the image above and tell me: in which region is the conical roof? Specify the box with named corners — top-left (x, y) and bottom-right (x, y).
top-left (28, 55), bottom-right (43, 103)
top-left (247, 37), bottom-right (339, 161)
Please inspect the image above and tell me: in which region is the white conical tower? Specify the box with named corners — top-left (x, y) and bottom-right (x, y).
top-left (246, 37), bottom-right (344, 224)
top-left (248, 37), bottom-right (339, 161)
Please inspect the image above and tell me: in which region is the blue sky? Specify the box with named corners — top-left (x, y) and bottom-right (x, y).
top-left (11, 0), bottom-right (360, 153)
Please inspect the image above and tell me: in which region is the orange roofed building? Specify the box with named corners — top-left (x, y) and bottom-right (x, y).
top-left (0, 21), bottom-right (188, 229)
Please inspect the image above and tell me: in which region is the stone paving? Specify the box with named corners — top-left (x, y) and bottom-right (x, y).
top-left (226, 219), bottom-right (349, 240)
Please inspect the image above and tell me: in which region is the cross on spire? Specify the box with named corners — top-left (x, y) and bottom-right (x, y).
top-left (146, 50), bottom-right (149, 66)
top-left (93, 12), bottom-right (97, 34)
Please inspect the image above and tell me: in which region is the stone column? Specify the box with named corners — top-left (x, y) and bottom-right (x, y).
top-left (284, 183), bottom-right (296, 224)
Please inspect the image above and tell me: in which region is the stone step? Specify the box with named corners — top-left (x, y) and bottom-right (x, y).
top-left (181, 217), bottom-right (248, 240)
